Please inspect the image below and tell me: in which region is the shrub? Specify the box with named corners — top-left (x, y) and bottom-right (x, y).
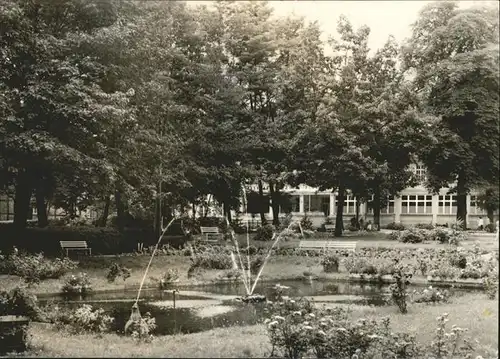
top-left (483, 272), bottom-right (499, 300)
top-left (414, 223), bottom-right (435, 230)
top-left (412, 286), bottom-right (450, 304)
top-left (386, 222), bottom-right (406, 231)
top-left (428, 227), bottom-right (465, 245)
top-left (67, 304), bottom-right (114, 335)
top-left (128, 312), bottom-right (157, 342)
top-left (264, 298), bottom-right (421, 359)
top-left (278, 214), bottom-right (294, 231)
top-left (2, 253), bottom-right (77, 286)
top-left (485, 223), bottom-right (495, 233)
top-left (106, 263), bottom-right (131, 283)
top-left (448, 250), bottom-right (467, 269)
top-left (280, 228), bottom-right (300, 241)
top-left (321, 254), bottom-right (340, 273)
top-left (0, 287), bottom-right (42, 320)
top-left (61, 273), bottom-right (92, 295)
top-left (160, 269), bottom-right (180, 287)
top-left (389, 228), bottom-right (427, 243)
top-left (300, 216), bottom-right (314, 231)
top-left (249, 256), bottom-right (265, 275)
top-left (429, 313), bottom-right (475, 358)
top-left (0, 225), bottom-right (148, 255)
top-left (254, 224), bottom-right (275, 241)
top-left (390, 268), bottom-right (412, 314)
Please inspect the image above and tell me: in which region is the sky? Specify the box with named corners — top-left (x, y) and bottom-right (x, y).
top-left (189, 1), bottom-right (497, 53)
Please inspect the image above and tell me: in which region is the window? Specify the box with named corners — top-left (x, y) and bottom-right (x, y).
top-left (335, 195), bottom-right (356, 214)
top-left (305, 195), bottom-right (329, 215)
top-left (367, 196), bottom-right (395, 214)
top-left (411, 164), bottom-right (427, 183)
top-left (0, 196), bottom-right (13, 221)
top-left (290, 195), bottom-right (301, 213)
top-left (438, 195), bottom-right (457, 214)
top-left (402, 195), bottom-right (432, 214)
top-left (469, 195), bottom-right (486, 215)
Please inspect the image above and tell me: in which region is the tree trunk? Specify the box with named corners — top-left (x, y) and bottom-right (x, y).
top-left (335, 184), bottom-right (345, 237)
top-left (355, 198), bottom-right (360, 229)
top-left (115, 190), bottom-right (126, 233)
top-left (13, 170), bottom-right (33, 230)
top-left (226, 202), bottom-right (232, 223)
top-left (98, 195), bottom-right (111, 227)
top-left (35, 185), bottom-right (48, 228)
top-left (192, 202), bottom-right (197, 220)
top-left (487, 208), bottom-right (494, 226)
top-left (456, 172), bottom-right (467, 229)
top-left (269, 183), bottom-right (280, 226)
top-left (258, 180), bottom-right (267, 225)
top-left (373, 186), bottom-right (381, 231)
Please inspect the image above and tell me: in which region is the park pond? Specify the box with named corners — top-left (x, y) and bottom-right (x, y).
top-left (37, 279), bottom-right (476, 336)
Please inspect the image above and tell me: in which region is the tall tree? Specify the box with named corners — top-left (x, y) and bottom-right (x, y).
top-left (402, 1), bottom-right (500, 229)
top-left (0, 0), bottom-right (136, 229)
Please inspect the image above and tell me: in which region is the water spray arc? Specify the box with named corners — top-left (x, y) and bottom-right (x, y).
top-left (228, 185), bottom-right (296, 299)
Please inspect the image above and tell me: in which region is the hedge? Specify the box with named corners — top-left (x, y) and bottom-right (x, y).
top-left (0, 224), bottom-right (189, 255)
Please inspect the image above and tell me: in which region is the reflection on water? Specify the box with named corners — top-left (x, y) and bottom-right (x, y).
top-left (38, 279), bottom-right (467, 336)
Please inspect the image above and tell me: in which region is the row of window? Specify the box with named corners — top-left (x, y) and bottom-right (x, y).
top-left (0, 194), bottom-right (488, 220)
top-left (261, 194), bottom-right (486, 216)
top-left (0, 197), bottom-right (67, 221)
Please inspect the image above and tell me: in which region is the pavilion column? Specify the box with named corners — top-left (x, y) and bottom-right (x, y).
top-left (299, 195), bottom-right (305, 214)
top-left (394, 196), bottom-right (402, 223)
top-left (466, 195), bottom-right (471, 228)
top-left (329, 194), bottom-right (335, 217)
top-left (432, 194), bottom-right (439, 225)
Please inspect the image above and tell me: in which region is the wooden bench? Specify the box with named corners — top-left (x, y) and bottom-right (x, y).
top-left (324, 224), bottom-right (335, 233)
top-left (200, 227), bottom-right (223, 242)
top-left (60, 241), bottom-right (91, 256)
top-left (298, 240), bottom-right (357, 252)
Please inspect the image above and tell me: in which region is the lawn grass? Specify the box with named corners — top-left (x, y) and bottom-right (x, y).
top-left (0, 232), bottom-right (496, 296)
top-left (20, 293), bottom-right (498, 358)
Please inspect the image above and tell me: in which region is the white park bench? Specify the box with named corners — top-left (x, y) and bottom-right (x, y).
top-left (298, 240), bottom-right (357, 252)
top-left (200, 227), bottom-right (223, 242)
top-left (324, 224), bottom-right (335, 233)
top-left (60, 241), bottom-right (92, 256)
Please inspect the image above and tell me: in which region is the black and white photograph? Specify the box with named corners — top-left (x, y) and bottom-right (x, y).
top-left (0, 0), bottom-right (498, 357)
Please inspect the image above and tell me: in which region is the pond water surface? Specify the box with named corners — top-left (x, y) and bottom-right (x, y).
top-left (39, 279), bottom-right (470, 336)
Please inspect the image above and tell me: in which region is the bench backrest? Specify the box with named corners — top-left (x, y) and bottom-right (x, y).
top-left (324, 225), bottom-right (335, 231)
top-left (200, 227), bottom-right (219, 234)
top-left (60, 241), bottom-right (88, 248)
top-left (298, 241), bottom-right (356, 250)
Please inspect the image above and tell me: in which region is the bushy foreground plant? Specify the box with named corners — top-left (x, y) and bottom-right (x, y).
top-left (388, 227), bottom-right (464, 245)
top-left (482, 272), bottom-right (499, 300)
top-left (0, 252), bottom-right (77, 286)
top-left (106, 263), bottom-right (131, 283)
top-left (67, 304), bottom-right (114, 335)
top-left (61, 273), bottom-right (92, 295)
top-left (321, 254), bottom-right (340, 273)
top-left (412, 286), bottom-right (450, 304)
top-left (0, 287), bottom-right (42, 320)
top-left (264, 298), bottom-right (420, 359)
top-left (390, 267), bottom-right (412, 314)
top-left (254, 224), bottom-right (275, 241)
top-left (160, 269), bottom-right (180, 288)
top-left (127, 312), bottom-right (157, 342)
top-left (386, 222), bottom-right (406, 231)
top-left (263, 296), bottom-right (484, 359)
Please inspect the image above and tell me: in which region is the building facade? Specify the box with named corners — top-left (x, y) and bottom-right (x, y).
top-left (238, 165), bottom-right (496, 229)
top-left (1, 165), bottom-right (496, 229)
